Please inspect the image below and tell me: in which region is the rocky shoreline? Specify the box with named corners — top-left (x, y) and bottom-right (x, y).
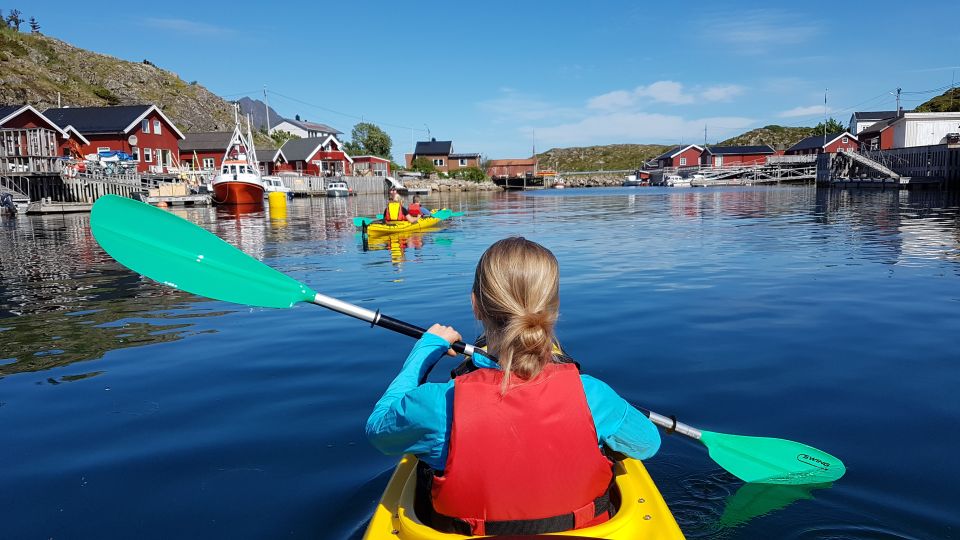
top-left (402, 172), bottom-right (632, 192)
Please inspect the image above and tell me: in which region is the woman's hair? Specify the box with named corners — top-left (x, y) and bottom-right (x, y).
top-left (472, 237), bottom-right (559, 391)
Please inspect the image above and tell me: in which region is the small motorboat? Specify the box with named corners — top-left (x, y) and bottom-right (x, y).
top-left (262, 176), bottom-right (292, 198)
top-left (665, 174), bottom-right (690, 187)
top-left (326, 180), bottom-right (350, 197)
top-left (623, 174), bottom-right (643, 187)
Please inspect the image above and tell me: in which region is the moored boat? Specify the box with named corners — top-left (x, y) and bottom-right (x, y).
top-left (665, 175), bottom-right (690, 187)
top-left (326, 180), bottom-right (350, 197)
top-left (623, 174), bottom-right (643, 187)
top-left (211, 110), bottom-right (264, 205)
top-left (362, 455), bottom-right (684, 539)
top-left (262, 176), bottom-right (292, 198)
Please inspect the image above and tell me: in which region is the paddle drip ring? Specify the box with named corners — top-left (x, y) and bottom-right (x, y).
top-left (666, 415), bottom-right (678, 435)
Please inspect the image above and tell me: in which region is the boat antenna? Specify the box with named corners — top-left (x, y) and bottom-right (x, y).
top-left (263, 85), bottom-right (272, 135)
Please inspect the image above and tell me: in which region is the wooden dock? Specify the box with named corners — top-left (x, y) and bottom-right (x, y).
top-left (143, 194), bottom-right (211, 206)
top-left (26, 200), bottom-right (94, 214)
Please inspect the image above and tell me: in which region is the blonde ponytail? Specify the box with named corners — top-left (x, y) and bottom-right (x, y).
top-left (472, 237), bottom-right (560, 392)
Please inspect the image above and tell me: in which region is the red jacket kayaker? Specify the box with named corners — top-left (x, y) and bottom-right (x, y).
top-left (407, 196), bottom-right (431, 218)
top-left (366, 237), bottom-right (661, 536)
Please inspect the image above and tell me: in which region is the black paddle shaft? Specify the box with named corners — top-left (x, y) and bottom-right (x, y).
top-left (375, 314), bottom-right (472, 355)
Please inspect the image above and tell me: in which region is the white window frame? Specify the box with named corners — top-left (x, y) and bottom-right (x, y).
top-left (459, 158), bottom-right (468, 166)
top-left (96, 146), bottom-right (111, 153)
top-left (202, 157), bottom-right (215, 169)
top-left (842, 136), bottom-right (848, 144)
top-left (154, 120), bottom-right (162, 135)
top-left (679, 157), bottom-right (687, 166)
top-left (142, 119), bottom-right (150, 134)
top-left (133, 147), bottom-right (140, 161)
top-left (143, 148), bottom-right (152, 162)
top-left (433, 158), bottom-right (445, 166)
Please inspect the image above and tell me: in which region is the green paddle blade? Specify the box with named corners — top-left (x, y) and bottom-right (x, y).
top-left (90, 195), bottom-right (316, 308)
top-left (352, 216), bottom-right (375, 227)
top-left (700, 430), bottom-right (846, 485)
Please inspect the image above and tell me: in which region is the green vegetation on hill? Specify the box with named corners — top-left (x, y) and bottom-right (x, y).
top-left (0, 27), bottom-right (234, 132)
top-left (916, 87), bottom-right (960, 112)
top-left (536, 144), bottom-right (672, 172)
top-left (720, 125), bottom-right (818, 149)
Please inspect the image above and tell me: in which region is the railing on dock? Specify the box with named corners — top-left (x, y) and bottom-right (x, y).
top-left (278, 175), bottom-right (390, 195)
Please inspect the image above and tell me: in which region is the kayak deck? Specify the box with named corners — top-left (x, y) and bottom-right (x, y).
top-left (365, 216), bottom-right (443, 236)
top-left (363, 455), bottom-right (685, 539)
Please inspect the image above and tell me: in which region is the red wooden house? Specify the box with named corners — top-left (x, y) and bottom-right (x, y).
top-left (277, 135), bottom-right (353, 176)
top-left (178, 131), bottom-right (233, 172)
top-left (700, 145), bottom-right (776, 166)
top-left (486, 158), bottom-right (537, 179)
top-left (785, 132), bottom-right (859, 155)
top-left (655, 144), bottom-right (703, 168)
top-left (43, 104), bottom-right (185, 173)
top-left (0, 104), bottom-right (89, 158)
top-left (351, 155), bottom-right (391, 177)
top-left (257, 147), bottom-right (288, 176)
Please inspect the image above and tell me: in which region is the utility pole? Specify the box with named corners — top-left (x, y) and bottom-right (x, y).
top-left (263, 86), bottom-right (272, 135)
top-left (703, 124), bottom-right (707, 147)
top-left (823, 88), bottom-right (828, 147)
top-left (896, 87), bottom-right (902, 114)
top-left (424, 124), bottom-right (431, 140)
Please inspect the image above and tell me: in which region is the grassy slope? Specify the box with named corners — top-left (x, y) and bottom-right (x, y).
top-left (915, 88), bottom-right (960, 112)
top-left (0, 28), bottom-right (234, 132)
top-left (536, 144), bottom-right (672, 172)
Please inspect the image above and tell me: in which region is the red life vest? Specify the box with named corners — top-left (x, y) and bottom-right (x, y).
top-left (385, 201), bottom-right (406, 221)
top-left (430, 362), bottom-right (613, 536)
top-left (408, 202), bottom-right (422, 217)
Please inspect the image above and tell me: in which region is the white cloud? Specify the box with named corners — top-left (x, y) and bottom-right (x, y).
top-left (587, 81), bottom-right (746, 111)
top-left (779, 105), bottom-right (829, 118)
top-left (701, 10), bottom-right (820, 54)
top-left (143, 18), bottom-right (235, 35)
top-left (636, 81), bottom-right (695, 104)
top-left (700, 84), bottom-right (745, 102)
top-left (477, 89), bottom-right (580, 123)
top-left (587, 90), bottom-right (635, 110)
top-left (536, 112), bottom-right (755, 147)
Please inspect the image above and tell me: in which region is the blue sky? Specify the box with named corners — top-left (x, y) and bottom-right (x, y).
top-left (24, 1), bottom-right (960, 160)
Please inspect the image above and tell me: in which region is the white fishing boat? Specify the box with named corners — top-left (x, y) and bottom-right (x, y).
top-left (211, 109), bottom-right (264, 205)
top-left (326, 180), bottom-right (350, 197)
top-left (623, 174), bottom-right (643, 187)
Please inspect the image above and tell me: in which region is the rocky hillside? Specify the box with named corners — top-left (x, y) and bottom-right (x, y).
top-left (536, 144), bottom-right (672, 172)
top-left (0, 28), bottom-right (234, 132)
top-left (916, 87), bottom-right (960, 113)
top-left (719, 125), bottom-right (817, 150)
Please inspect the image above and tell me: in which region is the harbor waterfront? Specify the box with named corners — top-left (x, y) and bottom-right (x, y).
top-left (1, 187), bottom-right (959, 538)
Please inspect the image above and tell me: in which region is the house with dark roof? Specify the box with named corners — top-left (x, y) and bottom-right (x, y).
top-left (43, 104), bottom-right (185, 173)
top-left (654, 144), bottom-right (703, 168)
top-left (277, 135), bottom-right (353, 176)
top-left (0, 104), bottom-right (89, 162)
top-left (178, 131), bottom-right (233, 172)
top-left (700, 145), bottom-right (777, 167)
top-left (857, 111), bottom-right (960, 150)
top-left (849, 111), bottom-right (900, 135)
top-left (785, 132), bottom-right (858, 155)
top-left (404, 138), bottom-right (481, 173)
top-left (255, 147), bottom-right (288, 176)
top-left (271, 116), bottom-right (342, 139)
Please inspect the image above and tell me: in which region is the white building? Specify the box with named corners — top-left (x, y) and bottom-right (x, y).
top-left (270, 117), bottom-right (342, 139)
top-left (849, 111), bottom-right (899, 135)
top-left (889, 112), bottom-right (960, 148)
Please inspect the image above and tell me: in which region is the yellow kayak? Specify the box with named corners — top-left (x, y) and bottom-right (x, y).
top-left (365, 216), bottom-right (443, 237)
top-left (362, 455), bottom-right (685, 539)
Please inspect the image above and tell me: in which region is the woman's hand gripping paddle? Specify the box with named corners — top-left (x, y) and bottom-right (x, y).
top-left (90, 195), bottom-right (845, 485)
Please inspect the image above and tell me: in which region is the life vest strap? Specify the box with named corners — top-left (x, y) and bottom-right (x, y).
top-left (416, 460), bottom-right (615, 536)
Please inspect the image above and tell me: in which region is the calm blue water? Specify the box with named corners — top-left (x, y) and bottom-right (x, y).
top-left (1, 187), bottom-right (958, 539)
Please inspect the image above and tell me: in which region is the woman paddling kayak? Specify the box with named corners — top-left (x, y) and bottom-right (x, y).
top-left (365, 237), bottom-right (661, 536)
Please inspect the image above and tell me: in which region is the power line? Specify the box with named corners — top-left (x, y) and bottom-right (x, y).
top-left (266, 90), bottom-right (428, 133)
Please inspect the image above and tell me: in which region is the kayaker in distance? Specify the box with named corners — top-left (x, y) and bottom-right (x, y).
top-left (382, 188), bottom-right (418, 223)
top-left (407, 195), bottom-right (432, 218)
top-left (366, 237), bottom-right (661, 536)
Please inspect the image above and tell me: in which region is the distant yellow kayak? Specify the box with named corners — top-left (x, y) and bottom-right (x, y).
top-left (362, 455), bottom-right (685, 539)
top-left (364, 216), bottom-right (443, 236)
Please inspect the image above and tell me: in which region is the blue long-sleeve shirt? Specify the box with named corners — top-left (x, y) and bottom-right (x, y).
top-left (366, 333), bottom-right (661, 470)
